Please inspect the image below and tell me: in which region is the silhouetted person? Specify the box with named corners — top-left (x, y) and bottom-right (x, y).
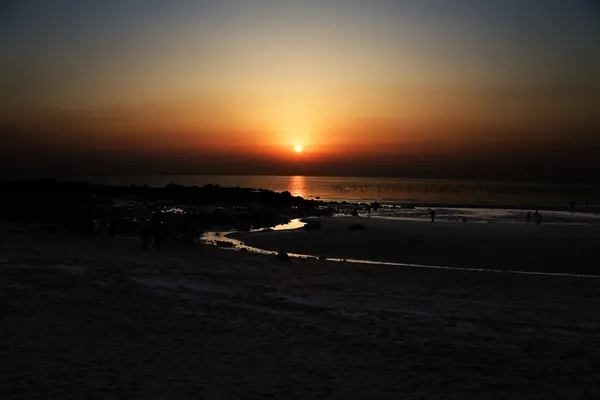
top-left (153, 222), bottom-right (163, 250)
top-left (141, 221), bottom-right (151, 249)
top-left (570, 200), bottom-right (576, 209)
top-left (80, 215), bottom-right (95, 236)
top-left (107, 221), bottom-right (115, 238)
top-left (0, 219), bottom-right (6, 262)
top-left (430, 209), bottom-right (436, 222)
top-left (526, 211), bottom-right (532, 223)
top-left (534, 210), bottom-right (542, 225)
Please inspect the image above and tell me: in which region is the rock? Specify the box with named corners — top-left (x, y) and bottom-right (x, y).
top-left (370, 202), bottom-right (382, 210)
top-left (346, 223), bottom-right (365, 231)
top-left (304, 220), bottom-right (322, 230)
top-left (277, 251), bottom-right (290, 261)
top-left (351, 210), bottom-right (359, 217)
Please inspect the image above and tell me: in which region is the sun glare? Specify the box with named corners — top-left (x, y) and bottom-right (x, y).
top-left (294, 145), bottom-right (303, 153)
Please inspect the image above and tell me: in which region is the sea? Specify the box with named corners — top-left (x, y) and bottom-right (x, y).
top-left (71, 174), bottom-right (600, 236)
top-left (74, 174), bottom-right (600, 209)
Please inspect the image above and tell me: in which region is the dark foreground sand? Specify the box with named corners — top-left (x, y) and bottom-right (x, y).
top-left (233, 217), bottom-right (600, 275)
top-left (2, 222), bottom-right (600, 399)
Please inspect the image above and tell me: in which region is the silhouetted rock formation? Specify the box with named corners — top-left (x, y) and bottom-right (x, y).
top-left (0, 179), bottom-right (328, 241)
top-left (304, 220), bottom-right (322, 230)
top-left (346, 223), bottom-right (365, 231)
top-left (370, 202), bottom-right (382, 210)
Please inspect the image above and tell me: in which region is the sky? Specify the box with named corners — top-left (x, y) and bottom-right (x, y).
top-left (1, 0), bottom-right (600, 180)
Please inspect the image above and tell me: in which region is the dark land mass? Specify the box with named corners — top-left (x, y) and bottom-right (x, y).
top-left (0, 179), bottom-right (333, 241)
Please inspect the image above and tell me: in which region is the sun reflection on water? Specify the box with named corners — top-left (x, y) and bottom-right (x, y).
top-left (288, 175), bottom-right (307, 198)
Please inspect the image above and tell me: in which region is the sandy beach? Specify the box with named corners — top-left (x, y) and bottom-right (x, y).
top-left (232, 217), bottom-right (600, 275)
top-left (1, 220), bottom-right (600, 399)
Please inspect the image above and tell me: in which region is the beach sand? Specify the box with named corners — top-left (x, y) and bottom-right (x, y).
top-left (2, 221), bottom-right (600, 399)
top-left (232, 217), bottom-right (600, 275)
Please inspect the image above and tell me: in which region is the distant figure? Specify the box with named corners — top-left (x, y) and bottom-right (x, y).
top-left (141, 221), bottom-right (151, 249)
top-left (534, 210), bottom-right (542, 225)
top-left (367, 205), bottom-right (372, 217)
top-left (570, 200), bottom-right (576, 210)
top-left (0, 219), bottom-right (6, 262)
top-left (149, 212), bottom-right (165, 250)
top-left (153, 222), bottom-right (163, 250)
top-left (107, 221), bottom-right (115, 238)
top-left (430, 209), bottom-right (436, 223)
top-left (526, 211), bottom-right (532, 223)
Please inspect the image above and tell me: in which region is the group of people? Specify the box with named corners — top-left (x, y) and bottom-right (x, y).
top-left (526, 210), bottom-right (543, 225)
top-left (140, 216), bottom-right (164, 250)
top-left (90, 204), bottom-right (166, 250)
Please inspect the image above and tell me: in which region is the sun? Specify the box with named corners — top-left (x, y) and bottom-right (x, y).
top-left (294, 145), bottom-right (303, 153)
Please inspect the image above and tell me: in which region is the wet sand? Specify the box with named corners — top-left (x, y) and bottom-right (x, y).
top-left (2, 222), bottom-right (600, 399)
top-left (232, 217), bottom-right (600, 275)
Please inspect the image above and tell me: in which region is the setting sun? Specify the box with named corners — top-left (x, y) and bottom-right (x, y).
top-left (294, 145), bottom-right (303, 153)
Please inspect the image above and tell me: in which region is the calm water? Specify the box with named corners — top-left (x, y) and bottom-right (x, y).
top-left (76, 175), bottom-right (600, 207)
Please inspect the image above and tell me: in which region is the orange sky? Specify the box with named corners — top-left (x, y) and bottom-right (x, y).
top-left (1, 1), bottom-right (599, 179)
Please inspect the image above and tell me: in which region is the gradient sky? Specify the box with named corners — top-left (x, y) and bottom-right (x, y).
top-left (2, 0), bottom-right (600, 180)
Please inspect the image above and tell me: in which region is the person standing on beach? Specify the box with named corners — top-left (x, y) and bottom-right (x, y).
top-left (534, 210), bottom-right (542, 225)
top-left (107, 221), bottom-right (115, 238)
top-left (526, 211), bottom-right (532, 223)
top-left (141, 220), bottom-right (152, 249)
top-left (430, 209), bottom-right (436, 222)
top-left (153, 221), bottom-right (163, 250)
top-left (0, 218), bottom-right (7, 263)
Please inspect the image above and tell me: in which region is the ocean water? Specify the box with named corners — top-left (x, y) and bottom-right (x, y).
top-left (76, 175), bottom-right (600, 208)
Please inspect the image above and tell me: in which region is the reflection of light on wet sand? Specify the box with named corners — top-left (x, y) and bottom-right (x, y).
top-left (289, 175), bottom-right (307, 198)
top-left (200, 228), bottom-right (600, 279)
top-left (264, 218), bottom-right (305, 231)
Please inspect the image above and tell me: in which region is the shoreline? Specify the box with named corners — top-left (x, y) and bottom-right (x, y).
top-left (231, 216), bottom-right (600, 276)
